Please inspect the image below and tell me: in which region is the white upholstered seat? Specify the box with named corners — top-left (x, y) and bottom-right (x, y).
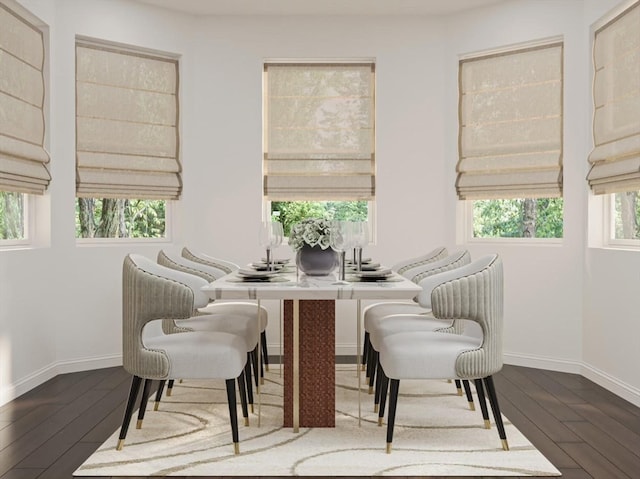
top-left (377, 254), bottom-right (508, 453)
top-left (118, 254), bottom-right (249, 454)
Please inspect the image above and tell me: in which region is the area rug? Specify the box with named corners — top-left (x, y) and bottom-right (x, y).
top-left (75, 366), bottom-right (561, 476)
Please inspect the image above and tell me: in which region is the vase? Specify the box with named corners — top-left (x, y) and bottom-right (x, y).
top-left (296, 244), bottom-right (339, 276)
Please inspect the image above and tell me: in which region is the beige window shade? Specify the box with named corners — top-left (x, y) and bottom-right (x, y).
top-left (0, 3), bottom-right (50, 195)
top-left (263, 63), bottom-right (375, 201)
top-left (587, 1), bottom-right (640, 194)
top-left (75, 41), bottom-right (181, 199)
top-left (457, 42), bottom-right (563, 200)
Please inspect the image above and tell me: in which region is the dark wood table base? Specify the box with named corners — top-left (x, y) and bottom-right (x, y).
top-left (283, 299), bottom-right (336, 427)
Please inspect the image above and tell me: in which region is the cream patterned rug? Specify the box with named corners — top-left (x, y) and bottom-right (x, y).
top-left (75, 366), bottom-right (560, 476)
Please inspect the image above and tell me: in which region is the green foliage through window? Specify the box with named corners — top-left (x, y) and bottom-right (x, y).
top-left (75, 198), bottom-right (166, 238)
top-left (0, 191), bottom-right (25, 240)
top-left (472, 198), bottom-right (563, 238)
top-left (613, 191), bottom-right (640, 240)
top-left (270, 201), bottom-right (368, 237)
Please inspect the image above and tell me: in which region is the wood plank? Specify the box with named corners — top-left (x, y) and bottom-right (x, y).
top-left (558, 442), bottom-right (631, 479)
top-left (499, 366), bottom-right (584, 421)
top-left (519, 367), bottom-right (588, 406)
top-left (0, 468), bottom-right (44, 479)
top-left (564, 420), bottom-right (640, 478)
top-left (492, 373), bottom-right (583, 443)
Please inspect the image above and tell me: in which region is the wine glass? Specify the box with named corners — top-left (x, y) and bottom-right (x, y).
top-left (259, 221), bottom-right (281, 271)
top-left (330, 220), bottom-right (350, 284)
top-left (351, 221), bottom-right (369, 271)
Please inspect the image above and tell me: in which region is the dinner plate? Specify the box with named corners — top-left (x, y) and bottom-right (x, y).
top-left (236, 269), bottom-right (279, 279)
top-left (346, 258), bottom-right (372, 264)
top-left (353, 268), bottom-right (393, 280)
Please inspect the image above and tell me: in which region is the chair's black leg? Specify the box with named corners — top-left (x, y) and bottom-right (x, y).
top-left (386, 378), bottom-right (400, 454)
top-left (462, 379), bottom-right (475, 410)
top-left (362, 331), bottom-right (370, 371)
top-left (154, 380), bottom-right (166, 411)
top-left (484, 375), bottom-right (509, 450)
top-left (225, 378), bottom-right (240, 454)
top-left (261, 331), bottom-right (270, 372)
top-left (245, 353), bottom-right (254, 413)
top-left (474, 378), bottom-right (490, 429)
top-left (167, 379), bottom-right (175, 396)
top-left (136, 378), bottom-right (153, 429)
top-left (367, 350), bottom-right (378, 394)
top-left (117, 375), bottom-right (142, 450)
top-left (237, 371), bottom-right (249, 426)
top-left (454, 379), bottom-right (463, 396)
top-left (378, 368), bottom-right (389, 427)
top-left (374, 360), bottom-right (384, 412)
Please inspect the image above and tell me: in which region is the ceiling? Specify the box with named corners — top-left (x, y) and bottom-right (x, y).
top-left (132, 0), bottom-right (507, 16)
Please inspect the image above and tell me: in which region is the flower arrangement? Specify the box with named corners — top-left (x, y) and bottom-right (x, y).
top-left (288, 218), bottom-right (333, 251)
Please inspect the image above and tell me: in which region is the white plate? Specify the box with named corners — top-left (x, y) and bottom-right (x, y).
top-left (354, 268), bottom-right (393, 279)
top-left (250, 262), bottom-right (284, 271)
top-left (237, 269), bottom-right (279, 279)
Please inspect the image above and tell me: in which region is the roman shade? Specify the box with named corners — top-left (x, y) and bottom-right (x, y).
top-left (587, 1), bottom-right (640, 194)
top-left (263, 63), bottom-right (375, 201)
top-left (75, 40), bottom-right (181, 199)
top-left (0, 3), bottom-right (50, 195)
top-left (457, 42), bottom-right (563, 200)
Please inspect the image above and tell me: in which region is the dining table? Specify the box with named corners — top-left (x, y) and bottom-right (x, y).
top-left (201, 263), bottom-right (422, 432)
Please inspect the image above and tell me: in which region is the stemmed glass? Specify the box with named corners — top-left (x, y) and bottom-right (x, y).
top-left (259, 221), bottom-right (283, 271)
top-left (330, 220), bottom-right (351, 284)
top-left (351, 221), bottom-right (369, 271)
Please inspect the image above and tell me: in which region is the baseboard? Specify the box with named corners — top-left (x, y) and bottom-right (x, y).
top-left (0, 354), bottom-right (122, 407)
top-left (503, 352), bottom-right (640, 408)
top-left (581, 362), bottom-right (640, 408)
top-left (503, 352), bottom-right (583, 374)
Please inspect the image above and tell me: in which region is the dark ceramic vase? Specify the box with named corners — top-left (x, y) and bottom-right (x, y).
top-left (295, 244), bottom-right (339, 276)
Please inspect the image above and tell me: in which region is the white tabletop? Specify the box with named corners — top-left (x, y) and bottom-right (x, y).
top-left (201, 269), bottom-right (422, 301)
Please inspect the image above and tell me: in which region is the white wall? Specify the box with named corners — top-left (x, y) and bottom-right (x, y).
top-left (1, 0), bottom-right (638, 407)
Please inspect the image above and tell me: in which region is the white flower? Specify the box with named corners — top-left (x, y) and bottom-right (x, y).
top-left (288, 218), bottom-right (333, 251)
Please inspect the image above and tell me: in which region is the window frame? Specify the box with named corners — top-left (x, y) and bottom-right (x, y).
top-left (75, 198), bottom-right (173, 245)
top-left (603, 193), bottom-right (640, 249)
top-left (460, 199), bottom-right (563, 245)
top-left (264, 199), bottom-right (376, 245)
top-left (0, 192), bottom-right (31, 248)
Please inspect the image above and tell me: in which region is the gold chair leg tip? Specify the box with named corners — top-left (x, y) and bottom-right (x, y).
top-left (154, 401), bottom-right (160, 411)
top-left (374, 404), bottom-right (379, 413)
top-left (166, 389), bottom-right (173, 397)
top-left (501, 439), bottom-right (510, 451)
top-left (361, 365), bottom-right (366, 371)
top-left (136, 419), bottom-right (143, 429)
top-left (377, 417), bottom-right (383, 427)
top-left (468, 402), bottom-right (476, 411)
top-left (265, 365), bottom-right (270, 372)
top-left (250, 404), bottom-right (254, 414)
top-left (386, 443), bottom-right (392, 454)
top-left (260, 378), bottom-right (265, 385)
top-left (234, 442), bottom-right (240, 454)
top-left (116, 439), bottom-right (125, 451)
top-left (368, 386), bottom-right (374, 394)
top-left (447, 379), bottom-right (452, 383)
top-left (244, 417), bottom-right (250, 427)
top-left (457, 389), bottom-right (463, 396)
top-left (484, 419), bottom-right (491, 429)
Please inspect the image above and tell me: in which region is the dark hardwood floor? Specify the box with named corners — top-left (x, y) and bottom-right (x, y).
top-left (0, 363), bottom-right (639, 478)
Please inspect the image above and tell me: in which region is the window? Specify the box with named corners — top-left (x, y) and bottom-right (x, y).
top-left (457, 40), bottom-right (564, 239)
top-left (75, 38), bottom-right (180, 239)
top-left (587, 2), bottom-right (639, 246)
top-left (0, 3), bottom-right (50, 244)
top-left (263, 61), bottom-right (375, 233)
top-left (0, 191), bottom-right (26, 241)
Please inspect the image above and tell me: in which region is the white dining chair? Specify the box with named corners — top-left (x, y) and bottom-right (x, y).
top-left (118, 254), bottom-right (249, 454)
top-left (377, 254), bottom-right (508, 453)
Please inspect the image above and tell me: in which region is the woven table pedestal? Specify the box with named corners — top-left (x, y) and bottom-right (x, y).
top-left (283, 299), bottom-right (336, 427)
